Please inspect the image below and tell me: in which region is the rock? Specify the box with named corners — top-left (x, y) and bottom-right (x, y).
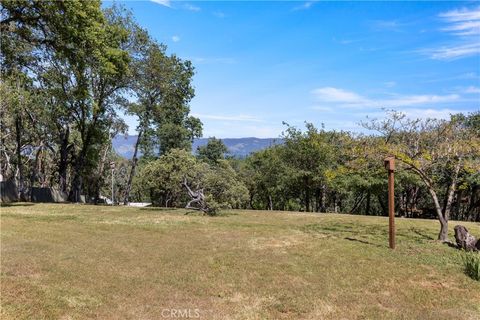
top-left (454, 225), bottom-right (479, 251)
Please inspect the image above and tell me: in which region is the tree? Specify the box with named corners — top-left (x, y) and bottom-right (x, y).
top-left (196, 137), bottom-right (228, 165)
top-left (281, 123), bottom-right (337, 212)
top-left (364, 111), bottom-right (480, 241)
top-left (135, 149), bottom-right (249, 213)
top-left (123, 39), bottom-right (202, 204)
top-left (245, 146), bottom-right (288, 210)
top-left (1, 1), bottom-right (133, 201)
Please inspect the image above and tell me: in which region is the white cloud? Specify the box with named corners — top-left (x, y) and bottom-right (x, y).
top-left (213, 11), bottom-right (226, 18)
top-left (293, 1), bottom-right (317, 11)
top-left (440, 7), bottom-right (480, 21)
top-left (440, 6), bottom-right (480, 35)
top-left (192, 114), bottom-right (262, 122)
top-left (311, 87), bottom-right (461, 108)
top-left (311, 106), bottom-right (334, 112)
top-left (423, 6), bottom-right (480, 60)
top-left (381, 94), bottom-right (459, 107)
top-left (384, 81), bottom-right (397, 88)
top-left (464, 86), bottom-right (480, 94)
top-left (184, 4), bottom-right (200, 12)
top-left (171, 35), bottom-right (180, 42)
top-left (428, 42), bottom-right (480, 60)
top-left (311, 87), bottom-right (367, 103)
top-left (151, 0), bottom-right (172, 8)
top-left (371, 20), bottom-right (404, 32)
top-left (402, 108), bottom-right (466, 120)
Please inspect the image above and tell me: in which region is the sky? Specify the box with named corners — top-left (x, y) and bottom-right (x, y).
top-left (112, 1), bottom-right (479, 138)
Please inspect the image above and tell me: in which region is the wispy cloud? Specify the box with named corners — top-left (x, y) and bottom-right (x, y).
top-left (311, 87), bottom-right (367, 104)
top-left (384, 81), bottom-right (397, 88)
top-left (402, 108), bottom-right (467, 120)
top-left (311, 86), bottom-right (461, 108)
top-left (213, 11), bottom-right (226, 18)
top-left (371, 20), bottom-right (405, 32)
top-left (293, 1), bottom-right (317, 11)
top-left (422, 6), bottom-right (480, 60)
top-left (151, 0), bottom-right (172, 8)
top-left (426, 42), bottom-right (480, 60)
top-left (171, 35), bottom-right (180, 42)
top-left (192, 114), bottom-right (262, 122)
top-left (464, 86), bottom-right (480, 94)
top-left (439, 6), bottom-right (480, 36)
top-left (311, 106), bottom-right (334, 112)
top-left (184, 3), bottom-right (200, 12)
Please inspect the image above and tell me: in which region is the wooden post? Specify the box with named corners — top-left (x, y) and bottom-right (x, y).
top-left (384, 157), bottom-right (395, 249)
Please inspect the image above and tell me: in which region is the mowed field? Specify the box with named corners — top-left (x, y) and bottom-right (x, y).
top-left (1, 204), bottom-right (479, 320)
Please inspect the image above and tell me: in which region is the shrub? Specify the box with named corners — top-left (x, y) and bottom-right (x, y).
top-left (462, 251), bottom-right (480, 281)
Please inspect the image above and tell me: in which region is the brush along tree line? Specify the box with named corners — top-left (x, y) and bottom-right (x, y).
top-left (1, 1), bottom-right (479, 240)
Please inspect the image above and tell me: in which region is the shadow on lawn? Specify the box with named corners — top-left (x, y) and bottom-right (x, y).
top-left (0, 202), bottom-right (35, 207)
top-left (344, 237), bottom-right (383, 248)
top-left (139, 207), bottom-right (180, 212)
top-left (410, 227), bottom-right (434, 241)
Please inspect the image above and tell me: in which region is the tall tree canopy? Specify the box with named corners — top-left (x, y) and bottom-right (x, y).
top-left (1, 1), bottom-right (201, 203)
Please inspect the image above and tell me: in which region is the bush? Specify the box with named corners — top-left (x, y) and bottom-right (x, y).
top-left (204, 194), bottom-right (222, 216)
top-left (462, 251), bottom-right (480, 281)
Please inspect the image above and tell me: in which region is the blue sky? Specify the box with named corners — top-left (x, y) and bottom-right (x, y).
top-left (114, 1), bottom-right (479, 138)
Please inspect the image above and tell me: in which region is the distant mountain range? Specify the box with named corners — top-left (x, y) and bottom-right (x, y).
top-left (112, 135), bottom-right (283, 159)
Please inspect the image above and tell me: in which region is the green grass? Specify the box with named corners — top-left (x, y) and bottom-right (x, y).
top-left (1, 203), bottom-right (479, 319)
top-left (462, 252), bottom-right (480, 281)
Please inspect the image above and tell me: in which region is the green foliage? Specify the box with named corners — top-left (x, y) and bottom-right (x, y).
top-left (196, 137), bottom-right (228, 165)
top-left (462, 251), bottom-right (480, 281)
top-left (1, 1), bottom-right (202, 202)
top-left (135, 149), bottom-right (249, 212)
top-left (127, 39), bottom-right (202, 157)
top-left (203, 160), bottom-right (249, 209)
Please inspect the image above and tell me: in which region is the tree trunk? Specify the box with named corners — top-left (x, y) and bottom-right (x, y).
top-left (377, 194), bottom-right (388, 216)
top-left (69, 135), bottom-right (91, 202)
top-left (430, 160), bottom-right (461, 241)
top-left (315, 188), bottom-right (320, 212)
top-left (92, 140), bottom-right (111, 204)
top-left (58, 126), bottom-right (70, 194)
top-left (15, 115), bottom-right (26, 200)
top-left (319, 185), bottom-right (326, 212)
top-left (333, 193), bottom-right (338, 213)
top-left (427, 187), bottom-right (449, 241)
top-left (365, 191), bottom-right (371, 215)
top-left (349, 193), bottom-right (366, 214)
top-left (124, 130), bottom-right (142, 205)
top-left (29, 145), bottom-right (43, 201)
top-left (304, 177), bottom-right (310, 212)
top-left (443, 161), bottom-right (461, 221)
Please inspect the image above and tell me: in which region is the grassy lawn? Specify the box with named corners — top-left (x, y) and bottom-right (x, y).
top-left (1, 203), bottom-right (479, 319)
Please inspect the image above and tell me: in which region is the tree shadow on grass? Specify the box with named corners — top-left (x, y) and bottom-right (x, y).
top-left (344, 237), bottom-right (383, 248)
top-left (410, 227), bottom-right (434, 241)
top-left (139, 207), bottom-right (180, 212)
top-left (0, 202), bottom-right (35, 207)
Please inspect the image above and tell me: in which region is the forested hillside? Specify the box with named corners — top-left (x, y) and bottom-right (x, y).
top-left (113, 135), bottom-right (282, 158)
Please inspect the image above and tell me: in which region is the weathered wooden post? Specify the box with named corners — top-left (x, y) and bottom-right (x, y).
top-left (384, 156), bottom-right (395, 249)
